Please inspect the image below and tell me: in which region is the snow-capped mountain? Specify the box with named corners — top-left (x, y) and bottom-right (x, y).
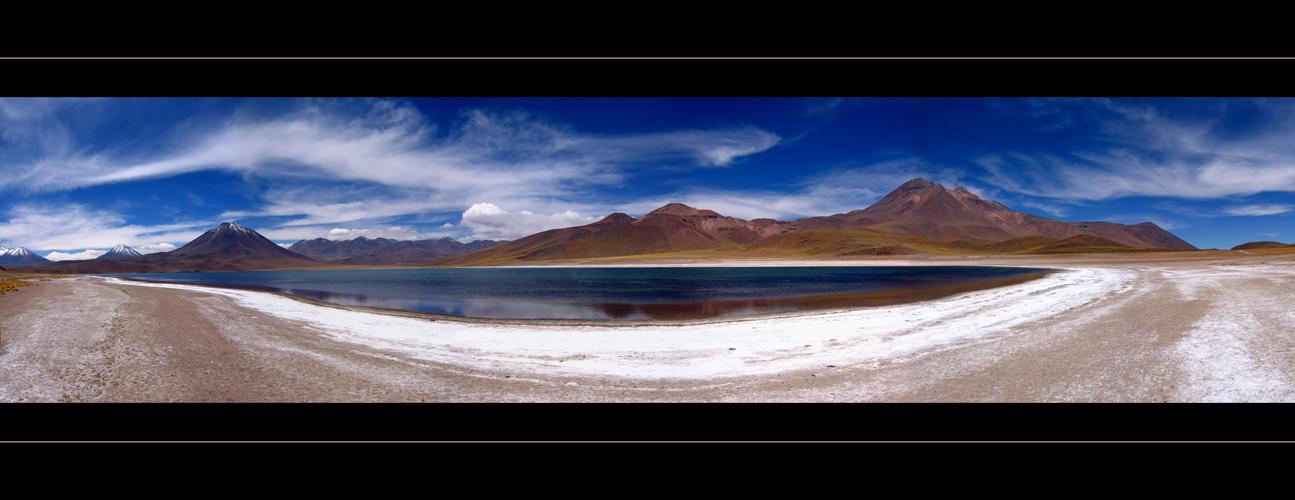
top-left (0, 246), bottom-right (53, 266)
top-left (98, 244), bottom-right (143, 259)
top-left (12, 222), bottom-right (316, 273)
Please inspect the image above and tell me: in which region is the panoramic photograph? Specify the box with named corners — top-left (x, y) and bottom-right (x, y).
top-left (1, 97), bottom-right (1292, 403)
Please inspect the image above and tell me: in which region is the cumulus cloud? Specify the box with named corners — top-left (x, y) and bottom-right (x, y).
top-left (1224, 204), bottom-right (1294, 216)
top-left (440, 223), bottom-right (453, 228)
top-left (460, 203), bottom-right (601, 240)
top-left (135, 243), bottom-right (177, 254)
top-left (45, 249), bottom-right (106, 261)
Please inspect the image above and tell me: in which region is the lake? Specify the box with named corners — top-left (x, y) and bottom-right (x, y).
top-left (112, 266), bottom-right (1051, 321)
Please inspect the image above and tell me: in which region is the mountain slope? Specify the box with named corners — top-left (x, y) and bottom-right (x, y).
top-left (98, 244), bottom-right (142, 259)
top-left (1232, 241), bottom-right (1293, 251)
top-left (434, 205), bottom-right (798, 266)
top-left (439, 179), bottom-right (1196, 266)
top-left (13, 223), bottom-right (317, 273)
top-left (789, 179), bottom-right (1194, 249)
top-left (0, 247), bottom-right (53, 266)
top-left (289, 236), bottom-right (507, 266)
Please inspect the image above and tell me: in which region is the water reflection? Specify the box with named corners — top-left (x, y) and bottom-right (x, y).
top-left (114, 267), bottom-right (1050, 321)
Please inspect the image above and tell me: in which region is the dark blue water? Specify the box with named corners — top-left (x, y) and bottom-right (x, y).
top-left (111, 266), bottom-right (1048, 320)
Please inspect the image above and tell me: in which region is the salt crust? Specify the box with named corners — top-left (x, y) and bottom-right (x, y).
top-left (102, 267), bottom-right (1132, 379)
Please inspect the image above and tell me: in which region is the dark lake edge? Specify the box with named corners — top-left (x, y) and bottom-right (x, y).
top-left (110, 267), bottom-right (1057, 325)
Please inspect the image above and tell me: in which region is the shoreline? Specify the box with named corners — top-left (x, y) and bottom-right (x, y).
top-left (96, 266), bottom-right (1121, 379)
top-left (108, 267), bottom-right (1055, 326)
top-left (4, 252), bottom-right (1294, 401)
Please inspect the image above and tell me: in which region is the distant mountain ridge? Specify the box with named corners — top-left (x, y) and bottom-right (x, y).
top-left (1232, 241), bottom-right (1294, 251)
top-left (437, 178), bottom-right (1197, 266)
top-left (433, 203), bottom-right (800, 266)
top-left (7, 179), bottom-right (1203, 272)
top-left (12, 223), bottom-right (316, 273)
top-left (288, 236), bottom-right (507, 265)
top-left (788, 179), bottom-right (1195, 249)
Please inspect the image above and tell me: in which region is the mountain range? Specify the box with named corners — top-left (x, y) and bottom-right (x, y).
top-left (13, 223), bottom-right (317, 273)
top-left (288, 236), bottom-right (506, 266)
top-left (7, 178), bottom-right (1205, 273)
top-left (434, 178), bottom-right (1196, 266)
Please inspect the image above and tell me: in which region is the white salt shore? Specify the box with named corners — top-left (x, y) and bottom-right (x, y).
top-left (102, 266), bottom-right (1131, 380)
top-left (5, 253), bottom-right (1295, 402)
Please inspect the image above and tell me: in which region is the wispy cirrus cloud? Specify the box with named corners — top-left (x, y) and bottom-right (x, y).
top-left (0, 100), bottom-right (780, 196)
top-left (977, 98), bottom-right (1295, 201)
top-left (0, 99), bottom-right (780, 240)
top-left (614, 158), bottom-right (969, 221)
top-left (0, 204), bottom-right (212, 251)
top-left (1223, 204), bottom-right (1294, 216)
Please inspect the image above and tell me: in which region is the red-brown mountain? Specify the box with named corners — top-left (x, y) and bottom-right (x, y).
top-left (12, 223), bottom-right (317, 273)
top-left (433, 204), bottom-right (795, 265)
top-left (437, 178), bottom-right (1196, 266)
top-left (789, 179), bottom-right (1195, 249)
top-left (1231, 241), bottom-right (1293, 251)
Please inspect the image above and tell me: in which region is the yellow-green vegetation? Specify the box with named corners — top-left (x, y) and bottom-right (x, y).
top-left (0, 274), bottom-right (71, 296)
top-left (1, 276), bottom-right (38, 296)
top-left (1241, 246), bottom-right (1295, 255)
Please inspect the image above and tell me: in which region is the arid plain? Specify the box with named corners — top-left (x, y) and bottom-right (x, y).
top-left (4, 249), bottom-right (1292, 402)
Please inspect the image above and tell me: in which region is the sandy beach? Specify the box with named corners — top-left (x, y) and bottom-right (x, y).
top-left (2, 250), bottom-right (1293, 402)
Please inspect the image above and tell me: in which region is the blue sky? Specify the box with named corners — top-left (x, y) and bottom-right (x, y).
top-left (1, 97), bottom-right (1292, 259)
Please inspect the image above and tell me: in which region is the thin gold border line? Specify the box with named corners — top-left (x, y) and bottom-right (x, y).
top-left (1, 57), bottom-right (1294, 60)
top-left (0, 441), bottom-right (1290, 444)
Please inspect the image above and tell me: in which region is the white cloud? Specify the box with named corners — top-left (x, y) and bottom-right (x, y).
top-left (1017, 200), bottom-right (1071, 217)
top-left (0, 204), bottom-right (209, 252)
top-left (802, 98), bottom-right (844, 117)
top-left (0, 101), bottom-right (779, 200)
top-left (45, 249), bottom-right (106, 261)
top-left (256, 224), bottom-right (456, 242)
top-left (460, 203), bottom-right (600, 240)
top-left (977, 99), bottom-right (1295, 200)
top-left (440, 223), bottom-right (453, 228)
top-left (1224, 204), bottom-right (1294, 216)
top-left (277, 243), bottom-right (292, 249)
top-left (135, 243), bottom-right (177, 254)
top-left (615, 158), bottom-right (970, 221)
top-left (0, 100), bottom-right (783, 244)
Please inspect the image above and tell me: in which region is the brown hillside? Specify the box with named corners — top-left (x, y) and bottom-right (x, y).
top-left (1231, 241), bottom-right (1293, 251)
top-left (435, 204), bottom-right (794, 266)
top-left (785, 178), bottom-right (1195, 249)
top-left (436, 178), bottom-right (1199, 266)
